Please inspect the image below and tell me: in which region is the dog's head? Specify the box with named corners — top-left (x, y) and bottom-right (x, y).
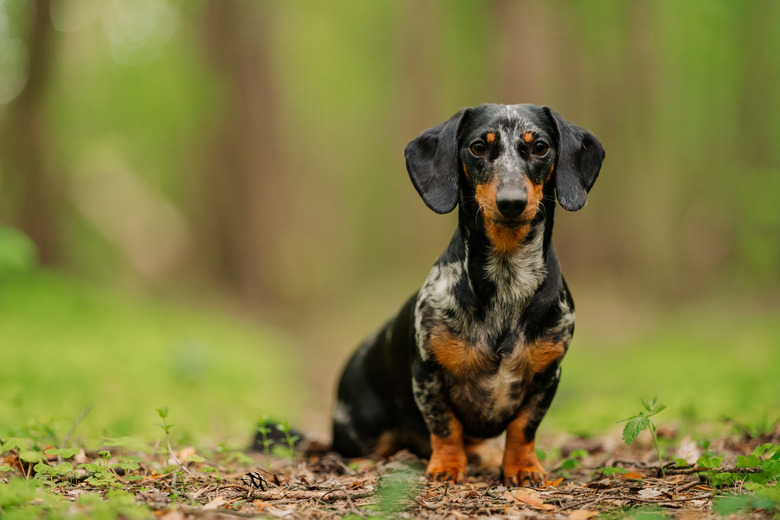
top-left (404, 104), bottom-right (605, 247)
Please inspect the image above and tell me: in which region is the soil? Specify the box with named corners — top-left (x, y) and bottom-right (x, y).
top-left (5, 423), bottom-right (778, 519)
top-left (150, 424), bottom-right (779, 519)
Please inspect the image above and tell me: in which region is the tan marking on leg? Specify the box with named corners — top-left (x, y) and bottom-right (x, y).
top-left (427, 415), bottom-right (467, 483)
top-left (502, 409), bottom-right (545, 487)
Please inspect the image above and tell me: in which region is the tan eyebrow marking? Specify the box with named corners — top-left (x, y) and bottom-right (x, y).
top-left (523, 132), bottom-right (534, 143)
top-left (486, 132), bottom-right (496, 144)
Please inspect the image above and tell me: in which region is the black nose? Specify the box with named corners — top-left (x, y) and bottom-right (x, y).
top-left (496, 190), bottom-right (527, 219)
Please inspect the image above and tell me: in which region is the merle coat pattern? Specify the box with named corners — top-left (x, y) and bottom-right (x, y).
top-left (332, 104), bottom-right (605, 486)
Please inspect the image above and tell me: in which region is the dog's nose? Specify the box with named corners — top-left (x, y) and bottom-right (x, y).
top-left (496, 189), bottom-right (527, 219)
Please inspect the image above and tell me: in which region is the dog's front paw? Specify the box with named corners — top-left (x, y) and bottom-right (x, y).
top-left (501, 460), bottom-right (546, 487)
top-left (426, 449), bottom-right (467, 483)
top-left (426, 462), bottom-right (466, 483)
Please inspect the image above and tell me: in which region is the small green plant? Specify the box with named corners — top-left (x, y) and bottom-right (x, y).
top-left (273, 420), bottom-right (300, 460)
top-left (696, 442), bottom-right (780, 489)
top-left (155, 406), bottom-right (188, 474)
top-left (556, 448), bottom-right (588, 478)
top-left (78, 450), bottom-right (121, 489)
top-left (256, 416), bottom-right (273, 455)
top-left (600, 466), bottom-right (628, 476)
top-left (713, 487), bottom-right (780, 517)
top-left (32, 448), bottom-right (80, 486)
top-left (618, 396), bottom-right (667, 474)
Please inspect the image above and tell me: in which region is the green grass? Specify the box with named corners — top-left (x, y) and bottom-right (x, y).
top-left (1, 270), bottom-right (778, 519)
top-left (546, 299), bottom-right (780, 437)
top-left (2, 270), bottom-right (778, 450)
top-left (0, 271), bottom-right (305, 447)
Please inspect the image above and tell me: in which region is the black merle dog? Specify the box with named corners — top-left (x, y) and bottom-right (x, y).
top-left (332, 104), bottom-right (605, 486)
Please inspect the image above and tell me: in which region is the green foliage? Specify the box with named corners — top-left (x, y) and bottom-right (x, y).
top-left (373, 466), bottom-right (420, 516)
top-left (273, 420), bottom-right (300, 461)
top-left (696, 442), bottom-right (780, 489)
top-left (601, 466), bottom-right (628, 476)
top-left (0, 225), bottom-right (36, 278)
top-left (619, 397), bottom-right (667, 445)
top-left (618, 397), bottom-right (667, 473)
top-left (0, 479), bottom-right (149, 519)
top-left (0, 272), bottom-right (303, 442)
top-left (548, 306), bottom-right (780, 435)
top-left (256, 415), bottom-right (273, 456)
top-left (156, 406), bottom-right (173, 435)
top-left (559, 449), bottom-right (588, 470)
top-left (713, 487), bottom-right (780, 517)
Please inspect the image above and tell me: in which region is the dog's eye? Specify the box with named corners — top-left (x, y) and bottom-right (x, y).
top-left (532, 141), bottom-right (549, 157)
top-left (469, 141), bottom-right (487, 157)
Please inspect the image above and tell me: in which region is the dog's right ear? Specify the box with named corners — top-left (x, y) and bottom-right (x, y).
top-left (404, 110), bottom-right (466, 214)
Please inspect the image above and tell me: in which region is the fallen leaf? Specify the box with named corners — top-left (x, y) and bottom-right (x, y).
top-left (203, 496), bottom-right (227, 510)
top-left (504, 489), bottom-right (556, 510)
top-left (638, 488), bottom-right (663, 499)
top-left (177, 446), bottom-right (196, 460)
top-left (619, 471), bottom-right (644, 480)
top-left (569, 510), bottom-right (599, 520)
top-left (586, 478), bottom-right (612, 490)
top-left (676, 436), bottom-right (702, 465)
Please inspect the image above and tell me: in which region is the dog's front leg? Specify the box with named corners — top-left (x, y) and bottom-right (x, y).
top-left (502, 408), bottom-right (545, 487)
top-left (412, 360), bottom-right (467, 483)
top-left (502, 363), bottom-right (562, 487)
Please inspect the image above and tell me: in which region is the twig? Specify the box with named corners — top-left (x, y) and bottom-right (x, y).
top-left (675, 480), bottom-right (703, 493)
top-left (560, 494), bottom-right (605, 511)
top-left (665, 466), bottom-right (763, 475)
top-left (414, 498), bottom-right (442, 510)
top-left (336, 485), bottom-right (363, 517)
top-left (628, 493), bottom-right (714, 504)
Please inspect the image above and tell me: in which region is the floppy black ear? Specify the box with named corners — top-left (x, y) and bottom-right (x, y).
top-left (403, 110), bottom-right (466, 214)
top-left (548, 108), bottom-right (605, 212)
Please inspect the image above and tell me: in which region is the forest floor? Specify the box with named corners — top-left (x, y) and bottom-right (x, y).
top-left (3, 422), bottom-right (779, 519)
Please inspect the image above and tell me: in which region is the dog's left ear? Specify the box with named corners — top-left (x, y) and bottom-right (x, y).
top-left (404, 109), bottom-right (467, 214)
top-left (547, 108), bottom-right (605, 212)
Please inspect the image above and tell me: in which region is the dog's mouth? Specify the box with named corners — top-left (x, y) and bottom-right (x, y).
top-left (492, 218), bottom-right (527, 230)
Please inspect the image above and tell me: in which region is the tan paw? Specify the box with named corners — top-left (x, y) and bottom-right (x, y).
top-left (502, 461), bottom-right (546, 487)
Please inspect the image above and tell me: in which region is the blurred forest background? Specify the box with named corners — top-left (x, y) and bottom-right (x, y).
top-left (0, 0), bottom-right (778, 443)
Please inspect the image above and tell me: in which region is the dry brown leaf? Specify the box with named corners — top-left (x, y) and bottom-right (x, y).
top-left (620, 471), bottom-right (644, 479)
top-left (177, 446), bottom-right (197, 460)
top-left (586, 478), bottom-right (612, 490)
top-left (203, 496), bottom-right (227, 510)
top-left (637, 487), bottom-right (663, 499)
top-left (503, 489), bottom-right (556, 510)
top-left (569, 510), bottom-right (599, 520)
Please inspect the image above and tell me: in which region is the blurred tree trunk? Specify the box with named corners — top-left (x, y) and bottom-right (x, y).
top-left (196, 1), bottom-right (284, 302)
top-left (0, 0), bottom-right (60, 265)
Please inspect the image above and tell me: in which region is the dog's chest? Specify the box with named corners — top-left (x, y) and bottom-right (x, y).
top-left (444, 336), bottom-right (532, 422)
